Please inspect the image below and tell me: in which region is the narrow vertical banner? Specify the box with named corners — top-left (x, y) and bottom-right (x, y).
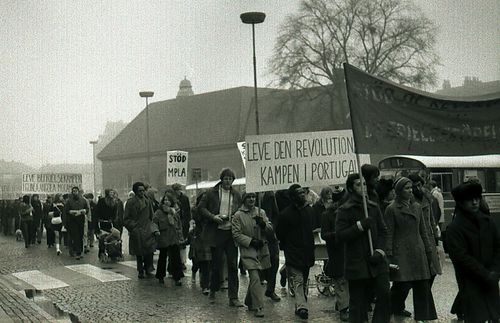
top-left (237, 141), bottom-right (246, 169)
top-left (166, 151), bottom-right (188, 186)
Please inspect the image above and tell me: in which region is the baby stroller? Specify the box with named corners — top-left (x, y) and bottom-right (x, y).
top-left (313, 231), bottom-right (335, 296)
top-left (98, 222), bottom-right (123, 263)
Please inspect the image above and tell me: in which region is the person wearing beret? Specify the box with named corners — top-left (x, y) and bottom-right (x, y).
top-left (231, 191), bottom-right (273, 318)
top-left (446, 181), bottom-right (500, 323)
top-left (336, 173), bottom-right (390, 323)
top-left (384, 177), bottom-right (437, 321)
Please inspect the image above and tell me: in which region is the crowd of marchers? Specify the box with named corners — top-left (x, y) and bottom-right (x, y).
top-left (0, 165), bottom-right (499, 322)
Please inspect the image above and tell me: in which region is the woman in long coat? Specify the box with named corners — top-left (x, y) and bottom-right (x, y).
top-left (152, 193), bottom-right (184, 286)
top-left (232, 192), bottom-right (273, 318)
top-left (124, 182), bottom-right (157, 279)
top-left (384, 177), bottom-right (437, 321)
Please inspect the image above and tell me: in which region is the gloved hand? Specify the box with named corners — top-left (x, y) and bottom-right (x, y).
top-left (249, 239), bottom-right (264, 250)
top-left (368, 250), bottom-right (384, 265)
top-left (359, 217), bottom-right (374, 231)
top-left (254, 216), bottom-right (266, 229)
top-left (487, 271), bottom-right (500, 282)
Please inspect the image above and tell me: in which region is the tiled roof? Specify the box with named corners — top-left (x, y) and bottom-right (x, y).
top-left (98, 87), bottom-right (282, 159)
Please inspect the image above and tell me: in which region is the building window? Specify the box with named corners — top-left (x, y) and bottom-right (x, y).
top-left (430, 172), bottom-right (453, 193)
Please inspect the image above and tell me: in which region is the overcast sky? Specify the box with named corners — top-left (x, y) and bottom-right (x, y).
top-left (1, 0), bottom-right (499, 168)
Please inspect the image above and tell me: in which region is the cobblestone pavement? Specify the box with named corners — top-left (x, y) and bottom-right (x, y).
top-left (0, 231), bottom-right (460, 323)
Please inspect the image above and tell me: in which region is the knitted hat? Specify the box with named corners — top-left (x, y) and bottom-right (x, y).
top-left (452, 182), bottom-right (482, 203)
top-left (394, 177), bottom-right (412, 193)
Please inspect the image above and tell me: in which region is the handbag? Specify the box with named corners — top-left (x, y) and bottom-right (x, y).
top-left (51, 216), bottom-right (62, 225)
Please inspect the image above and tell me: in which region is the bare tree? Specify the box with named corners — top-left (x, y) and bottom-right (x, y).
top-left (269, 0), bottom-right (440, 126)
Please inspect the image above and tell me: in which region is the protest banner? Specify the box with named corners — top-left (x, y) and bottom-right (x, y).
top-left (22, 173), bottom-right (82, 195)
top-left (343, 63), bottom-right (500, 156)
top-left (237, 141), bottom-right (246, 168)
top-left (166, 150), bottom-right (188, 185)
top-left (245, 130), bottom-right (370, 192)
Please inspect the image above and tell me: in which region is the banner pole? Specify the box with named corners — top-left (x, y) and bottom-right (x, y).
top-left (343, 63), bottom-right (374, 256)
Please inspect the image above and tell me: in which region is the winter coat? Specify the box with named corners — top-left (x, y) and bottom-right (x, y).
top-left (198, 184), bottom-right (242, 247)
top-left (152, 206), bottom-right (183, 248)
top-left (31, 201), bottom-right (43, 223)
top-left (64, 196), bottom-right (89, 224)
top-left (384, 198), bottom-right (432, 281)
top-left (176, 192), bottom-right (191, 240)
top-left (446, 207), bottom-right (500, 323)
top-left (276, 203), bottom-right (315, 270)
top-left (19, 202), bottom-right (33, 222)
top-left (419, 194), bottom-right (442, 276)
top-left (124, 196), bottom-right (157, 256)
top-left (232, 205), bottom-right (273, 270)
top-left (94, 197), bottom-right (117, 232)
top-left (321, 207), bottom-right (345, 278)
top-left (336, 195), bottom-right (388, 280)
top-left (311, 201), bottom-right (326, 230)
top-left (190, 203), bottom-right (212, 262)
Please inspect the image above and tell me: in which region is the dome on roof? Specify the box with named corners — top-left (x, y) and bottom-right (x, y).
top-left (177, 77), bottom-right (194, 98)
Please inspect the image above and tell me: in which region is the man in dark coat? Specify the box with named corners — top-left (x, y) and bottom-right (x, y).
top-left (446, 181), bottom-right (500, 323)
top-left (336, 173), bottom-right (390, 323)
top-left (64, 187), bottom-right (89, 259)
top-left (198, 168), bottom-right (243, 307)
top-left (124, 182), bottom-right (157, 279)
top-left (276, 184), bottom-right (315, 320)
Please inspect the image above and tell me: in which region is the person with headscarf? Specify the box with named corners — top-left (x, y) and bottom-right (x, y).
top-left (446, 181), bottom-right (500, 323)
top-left (336, 174), bottom-right (390, 323)
top-left (232, 191), bottom-right (273, 318)
top-left (384, 177), bottom-right (437, 321)
top-left (276, 184), bottom-right (315, 320)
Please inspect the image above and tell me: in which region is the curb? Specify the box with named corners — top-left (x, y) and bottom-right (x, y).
top-left (0, 276), bottom-right (57, 322)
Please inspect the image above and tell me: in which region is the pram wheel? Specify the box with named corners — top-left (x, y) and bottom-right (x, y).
top-left (99, 253), bottom-right (109, 263)
top-left (315, 273), bottom-right (334, 296)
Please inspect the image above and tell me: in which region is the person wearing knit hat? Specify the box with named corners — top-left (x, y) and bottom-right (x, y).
top-left (445, 181), bottom-right (500, 323)
top-left (232, 191), bottom-right (273, 318)
top-left (197, 167), bottom-right (243, 306)
top-left (385, 176), bottom-right (437, 320)
top-left (336, 173), bottom-right (390, 323)
top-left (275, 183), bottom-right (315, 320)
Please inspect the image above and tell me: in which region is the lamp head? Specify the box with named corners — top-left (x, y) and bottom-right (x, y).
top-left (240, 12), bottom-right (266, 24)
top-left (139, 91), bottom-right (154, 98)
top-left (89, 140), bottom-right (98, 145)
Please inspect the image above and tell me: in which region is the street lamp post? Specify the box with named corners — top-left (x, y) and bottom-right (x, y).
top-left (89, 140), bottom-right (98, 196)
top-left (139, 91), bottom-right (154, 183)
top-left (240, 11), bottom-right (266, 135)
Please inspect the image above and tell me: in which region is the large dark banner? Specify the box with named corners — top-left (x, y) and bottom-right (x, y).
top-left (343, 63), bottom-right (500, 156)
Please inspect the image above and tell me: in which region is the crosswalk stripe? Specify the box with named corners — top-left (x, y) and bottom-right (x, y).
top-left (65, 264), bottom-right (130, 282)
top-left (12, 270), bottom-right (69, 290)
top-left (118, 261), bottom-right (137, 269)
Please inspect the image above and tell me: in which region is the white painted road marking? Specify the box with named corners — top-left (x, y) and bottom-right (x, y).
top-left (66, 264), bottom-right (130, 282)
top-left (12, 270), bottom-right (69, 290)
top-left (118, 261), bottom-right (137, 269)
